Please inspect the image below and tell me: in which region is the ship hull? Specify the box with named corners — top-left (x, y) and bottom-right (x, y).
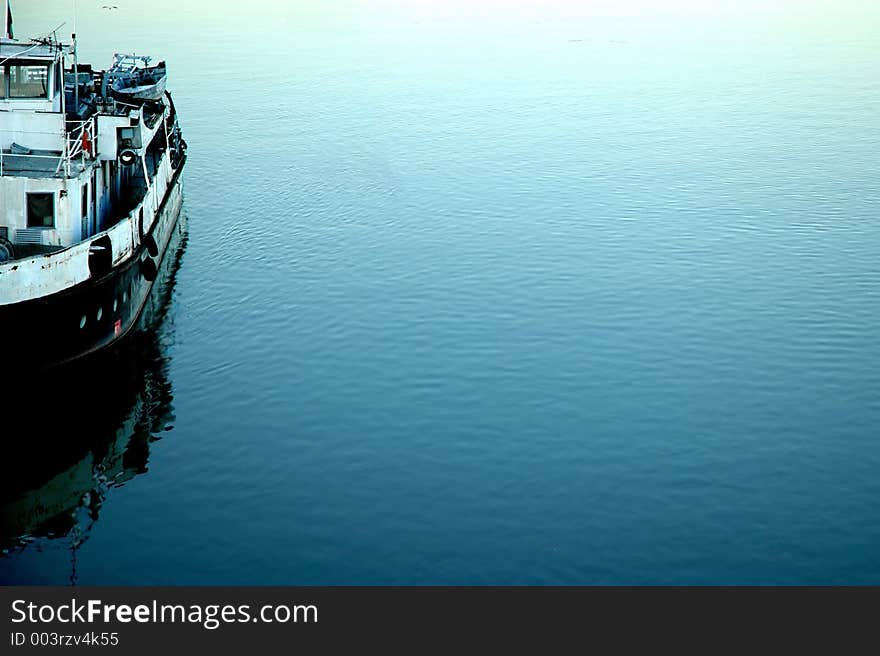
top-left (0, 162), bottom-right (185, 371)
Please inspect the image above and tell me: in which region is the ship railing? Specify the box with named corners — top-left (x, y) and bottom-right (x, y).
top-left (0, 117), bottom-right (98, 177)
top-left (63, 117), bottom-right (98, 176)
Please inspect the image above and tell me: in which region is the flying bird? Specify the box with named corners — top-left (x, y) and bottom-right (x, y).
top-left (102, 5), bottom-right (118, 9)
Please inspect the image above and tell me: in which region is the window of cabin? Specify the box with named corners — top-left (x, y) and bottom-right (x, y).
top-left (26, 193), bottom-right (55, 227)
top-left (0, 68), bottom-right (6, 98)
top-left (82, 183), bottom-right (89, 219)
top-left (7, 64), bottom-right (50, 98)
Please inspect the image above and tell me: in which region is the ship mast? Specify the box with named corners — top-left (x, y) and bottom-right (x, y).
top-left (3, 0), bottom-right (12, 39)
top-left (72, 0), bottom-right (79, 111)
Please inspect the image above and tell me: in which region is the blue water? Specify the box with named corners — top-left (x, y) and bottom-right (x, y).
top-left (2, 0), bottom-right (879, 584)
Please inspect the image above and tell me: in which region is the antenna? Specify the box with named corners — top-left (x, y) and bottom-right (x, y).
top-left (3, 0), bottom-right (12, 40)
top-left (72, 0), bottom-right (78, 111)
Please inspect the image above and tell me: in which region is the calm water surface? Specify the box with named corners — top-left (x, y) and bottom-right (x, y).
top-left (2, 0), bottom-right (879, 584)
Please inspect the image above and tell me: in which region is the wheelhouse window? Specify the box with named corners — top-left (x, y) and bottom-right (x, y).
top-left (2, 63), bottom-right (50, 99)
top-left (27, 193), bottom-right (55, 227)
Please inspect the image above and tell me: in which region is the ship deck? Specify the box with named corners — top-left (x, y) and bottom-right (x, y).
top-left (0, 150), bottom-right (88, 178)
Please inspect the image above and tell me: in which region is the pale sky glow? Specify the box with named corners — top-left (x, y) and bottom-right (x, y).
top-left (12, 0), bottom-right (879, 75)
top-left (17, 0), bottom-right (880, 31)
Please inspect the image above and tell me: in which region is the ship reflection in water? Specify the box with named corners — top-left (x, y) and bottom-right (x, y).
top-left (0, 214), bottom-right (188, 583)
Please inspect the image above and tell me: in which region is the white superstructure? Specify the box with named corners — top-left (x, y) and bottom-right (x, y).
top-left (0, 30), bottom-right (185, 305)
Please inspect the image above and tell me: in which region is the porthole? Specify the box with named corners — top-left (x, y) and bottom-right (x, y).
top-left (123, 290), bottom-right (128, 303)
top-left (96, 307), bottom-right (103, 321)
top-left (79, 315), bottom-right (87, 329)
top-left (113, 298), bottom-right (118, 312)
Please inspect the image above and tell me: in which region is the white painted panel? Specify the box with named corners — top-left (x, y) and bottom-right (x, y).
top-left (107, 215), bottom-right (134, 265)
top-left (96, 114), bottom-right (129, 161)
top-left (0, 240), bottom-right (92, 305)
top-left (0, 111), bottom-right (65, 151)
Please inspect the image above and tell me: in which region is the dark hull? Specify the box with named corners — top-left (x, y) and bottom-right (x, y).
top-left (0, 163), bottom-right (186, 371)
top-left (1, 213), bottom-right (186, 552)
